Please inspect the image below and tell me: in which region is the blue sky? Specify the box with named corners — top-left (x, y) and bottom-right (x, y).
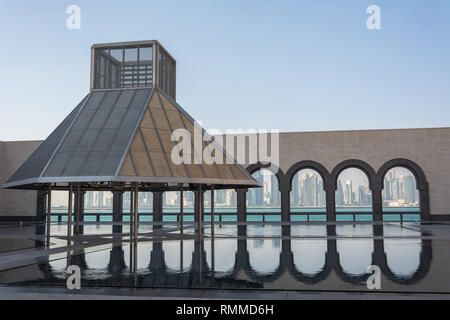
top-left (0, 0), bottom-right (449, 140)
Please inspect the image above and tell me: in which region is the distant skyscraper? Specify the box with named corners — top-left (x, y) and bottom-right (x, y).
top-left (270, 174), bottom-right (280, 205)
top-left (403, 175), bottom-right (416, 204)
top-left (344, 180), bottom-right (353, 205)
top-left (291, 174), bottom-right (300, 206)
top-left (336, 180), bottom-right (344, 205)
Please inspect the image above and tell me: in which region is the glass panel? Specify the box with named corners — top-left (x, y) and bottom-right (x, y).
top-left (139, 46), bottom-right (153, 87)
top-left (95, 49), bottom-right (108, 89)
top-left (109, 48), bottom-right (123, 88)
top-left (93, 45), bottom-right (154, 89)
top-left (124, 48), bottom-right (138, 87)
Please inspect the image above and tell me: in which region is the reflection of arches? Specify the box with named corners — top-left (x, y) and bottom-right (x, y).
top-left (378, 158), bottom-right (430, 221)
top-left (373, 239), bottom-right (432, 284)
top-left (289, 239), bottom-right (331, 284)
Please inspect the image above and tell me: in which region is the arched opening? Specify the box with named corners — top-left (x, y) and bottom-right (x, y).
top-left (290, 169), bottom-right (326, 222)
top-left (378, 158), bottom-right (429, 221)
top-left (247, 169), bottom-right (281, 221)
top-left (335, 168), bottom-right (373, 221)
top-left (382, 167), bottom-right (420, 221)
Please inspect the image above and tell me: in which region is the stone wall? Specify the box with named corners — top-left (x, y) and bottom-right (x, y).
top-left (0, 127), bottom-right (449, 220)
top-left (0, 141), bottom-right (41, 220)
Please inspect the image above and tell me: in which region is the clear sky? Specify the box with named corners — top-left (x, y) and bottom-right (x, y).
top-left (0, 0), bottom-right (449, 141)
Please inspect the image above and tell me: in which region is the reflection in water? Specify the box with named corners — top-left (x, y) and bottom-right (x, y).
top-left (0, 223), bottom-right (434, 292)
top-left (337, 239), bottom-right (373, 275)
top-left (291, 239), bottom-right (327, 275)
top-left (163, 240), bottom-right (195, 272)
top-left (204, 239), bottom-right (236, 273)
top-left (248, 238), bottom-right (281, 275)
top-left (384, 239), bottom-right (421, 277)
top-left (336, 225), bottom-right (373, 275)
top-left (291, 225), bottom-right (327, 237)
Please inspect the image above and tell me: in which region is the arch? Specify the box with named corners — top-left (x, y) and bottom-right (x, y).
top-left (330, 159), bottom-right (378, 191)
top-left (377, 158), bottom-right (430, 220)
top-left (286, 161), bottom-right (329, 215)
top-left (284, 160), bottom-right (330, 192)
top-left (246, 162), bottom-right (285, 191)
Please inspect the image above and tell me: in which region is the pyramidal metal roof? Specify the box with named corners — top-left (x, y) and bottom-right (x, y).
top-left (3, 87), bottom-right (258, 190)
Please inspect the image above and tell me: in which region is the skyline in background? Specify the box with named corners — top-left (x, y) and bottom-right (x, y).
top-left (0, 1), bottom-right (449, 141)
top-left (49, 167), bottom-right (419, 209)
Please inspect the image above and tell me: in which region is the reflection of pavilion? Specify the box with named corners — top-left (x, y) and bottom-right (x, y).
top-left (27, 224), bottom-right (431, 289)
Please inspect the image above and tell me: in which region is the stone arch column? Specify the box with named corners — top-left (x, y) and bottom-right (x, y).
top-left (377, 158), bottom-right (430, 221)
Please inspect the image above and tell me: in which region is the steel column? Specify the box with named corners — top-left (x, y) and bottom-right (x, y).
top-left (75, 184), bottom-right (81, 236)
top-left (134, 184), bottom-right (138, 242)
top-left (211, 185), bottom-right (215, 238)
top-left (198, 185), bottom-right (203, 239)
top-left (67, 183), bottom-right (73, 246)
top-left (180, 185), bottom-right (184, 234)
top-left (46, 185), bottom-right (52, 246)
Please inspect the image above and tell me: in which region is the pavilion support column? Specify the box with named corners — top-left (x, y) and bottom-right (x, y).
top-left (67, 183), bottom-right (73, 246)
top-left (134, 184), bottom-right (139, 243)
top-left (194, 188), bottom-right (206, 223)
top-left (46, 185), bottom-right (52, 246)
top-left (76, 191), bottom-right (86, 235)
top-left (74, 184), bottom-right (82, 236)
top-left (180, 186), bottom-right (184, 234)
top-left (194, 190), bottom-right (200, 222)
top-left (152, 191), bottom-right (163, 230)
top-left (197, 185), bottom-right (203, 237)
top-left (112, 191), bottom-right (124, 234)
top-left (211, 185), bottom-right (215, 238)
top-left (236, 188), bottom-right (247, 237)
top-left (130, 188), bottom-right (134, 240)
top-left (36, 190), bottom-right (47, 223)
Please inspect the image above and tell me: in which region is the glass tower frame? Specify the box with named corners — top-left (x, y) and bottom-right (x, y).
top-left (90, 40), bottom-right (176, 99)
